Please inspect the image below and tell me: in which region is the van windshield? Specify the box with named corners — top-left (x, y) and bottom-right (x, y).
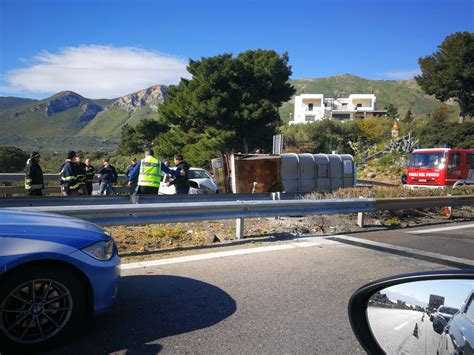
top-left (409, 152), bottom-right (446, 169)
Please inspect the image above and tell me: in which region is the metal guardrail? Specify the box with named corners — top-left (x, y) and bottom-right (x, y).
top-left (5, 195), bottom-right (474, 227)
top-left (7, 198), bottom-right (375, 226)
top-left (0, 173), bottom-right (129, 196)
top-left (0, 193), bottom-right (299, 208)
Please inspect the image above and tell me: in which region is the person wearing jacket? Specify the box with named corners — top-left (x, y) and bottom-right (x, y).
top-left (97, 159), bottom-right (118, 195)
top-left (128, 149), bottom-right (182, 195)
top-left (59, 151), bottom-right (80, 196)
top-left (165, 154), bottom-right (190, 194)
top-left (125, 158), bottom-right (138, 195)
top-left (24, 151), bottom-right (44, 196)
top-left (75, 152), bottom-right (87, 195)
top-left (84, 158), bottom-right (95, 195)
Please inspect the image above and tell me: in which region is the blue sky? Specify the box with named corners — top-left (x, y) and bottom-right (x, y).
top-left (0, 0), bottom-right (473, 99)
top-left (384, 280), bottom-right (473, 308)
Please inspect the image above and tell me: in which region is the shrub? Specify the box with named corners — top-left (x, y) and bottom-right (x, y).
top-left (0, 146), bottom-right (29, 172)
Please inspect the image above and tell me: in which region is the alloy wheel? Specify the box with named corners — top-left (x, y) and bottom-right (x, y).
top-left (0, 279), bottom-right (73, 344)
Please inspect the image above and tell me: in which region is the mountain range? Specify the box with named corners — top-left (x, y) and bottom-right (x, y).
top-left (0, 74), bottom-right (451, 151)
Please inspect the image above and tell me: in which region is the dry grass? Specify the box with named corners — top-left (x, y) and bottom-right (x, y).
top-left (108, 186), bottom-right (474, 262)
top-left (306, 185), bottom-right (474, 200)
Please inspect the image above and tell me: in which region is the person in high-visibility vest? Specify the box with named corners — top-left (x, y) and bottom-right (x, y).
top-left (128, 149), bottom-right (182, 194)
top-left (24, 151), bottom-right (44, 196)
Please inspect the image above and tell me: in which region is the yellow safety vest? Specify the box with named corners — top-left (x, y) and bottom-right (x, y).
top-left (138, 156), bottom-right (162, 188)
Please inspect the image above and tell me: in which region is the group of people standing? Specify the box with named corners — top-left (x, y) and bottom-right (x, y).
top-left (125, 149), bottom-right (190, 195)
top-left (24, 148), bottom-right (190, 196)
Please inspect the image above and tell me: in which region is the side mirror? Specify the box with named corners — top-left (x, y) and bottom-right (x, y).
top-left (348, 270), bottom-right (473, 354)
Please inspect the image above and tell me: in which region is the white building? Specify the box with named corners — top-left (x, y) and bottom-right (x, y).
top-left (289, 93), bottom-right (386, 125)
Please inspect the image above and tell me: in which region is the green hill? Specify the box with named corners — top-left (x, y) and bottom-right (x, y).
top-left (279, 74), bottom-right (454, 122)
top-left (0, 96), bottom-right (37, 110)
top-left (78, 106), bottom-right (160, 139)
top-left (0, 76), bottom-right (452, 151)
top-left (0, 92), bottom-right (115, 150)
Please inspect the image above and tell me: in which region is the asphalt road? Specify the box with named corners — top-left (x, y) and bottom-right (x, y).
top-left (368, 307), bottom-right (440, 354)
top-left (342, 222), bottom-right (474, 261)
top-left (44, 237), bottom-right (452, 354)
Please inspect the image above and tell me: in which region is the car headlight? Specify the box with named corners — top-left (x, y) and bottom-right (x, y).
top-left (82, 240), bottom-right (114, 260)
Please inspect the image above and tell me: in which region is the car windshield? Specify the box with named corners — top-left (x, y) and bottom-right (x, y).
top-left (439, 306), bottom-right (459, 315)
top-left (189, 170), bottom-right (212, 179)
top-left (409, 152), bottom-right (446, 169)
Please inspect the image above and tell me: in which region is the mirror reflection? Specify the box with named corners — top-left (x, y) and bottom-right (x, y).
top-left (367, 279), bottom-right (474, 354)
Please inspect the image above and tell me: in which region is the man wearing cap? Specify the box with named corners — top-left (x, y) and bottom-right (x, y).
top-left (59, 151), bottom-right (81, 196)
top-left (24, 151), bottom-right (44, 196)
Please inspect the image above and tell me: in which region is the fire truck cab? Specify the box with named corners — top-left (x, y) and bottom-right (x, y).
top-left (406, 148), bottom-right (474, 188)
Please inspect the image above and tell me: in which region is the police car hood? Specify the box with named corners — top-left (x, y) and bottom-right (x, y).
top-left (0, 209), bottom-right (109, 249)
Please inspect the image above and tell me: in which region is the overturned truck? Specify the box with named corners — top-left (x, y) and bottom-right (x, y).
top-left (212, 153), bottom-right (356, 194)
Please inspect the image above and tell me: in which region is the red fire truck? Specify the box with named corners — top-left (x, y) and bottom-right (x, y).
top-left (406, 148), bottom-right (474, 188)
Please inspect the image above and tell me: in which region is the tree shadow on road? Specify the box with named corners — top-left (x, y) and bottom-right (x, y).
top-left (47, 275), bottom-right (236, 354)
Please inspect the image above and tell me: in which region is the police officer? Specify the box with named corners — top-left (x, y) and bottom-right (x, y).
top-left (24, 151), bottom-right (44, 196)
top-left (128, 148), bottom-right (182, 195)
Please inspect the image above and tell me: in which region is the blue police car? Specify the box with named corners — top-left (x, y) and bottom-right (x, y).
top-left (0, 209), bottom-right (120, 351)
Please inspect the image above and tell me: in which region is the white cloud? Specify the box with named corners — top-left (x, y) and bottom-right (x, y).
top-left (0, 45), bottom-right (190, 98)
top-left (377, 69), bottom-right (420, 80)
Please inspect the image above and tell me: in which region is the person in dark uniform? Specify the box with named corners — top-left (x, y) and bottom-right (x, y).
top-left (59, 151), bottom-right (80, 196)
top-left (75, 152), bottom-right (87, 195)
top-left (84, 158), bottom-right (95, 195)
top-left (166, 154), bottom-right (190, 194)
top-left (24, 151), bottom-right (44, 196)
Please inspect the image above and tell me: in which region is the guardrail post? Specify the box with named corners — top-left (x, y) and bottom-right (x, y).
top-left (357, 196), bottom-right (365, 228)
top-left (272, 192), bottom-right (281, 219)
top-left (130, 194), bottom-right (139, 204)
top-left (236, 218), bottom-right (244, 239)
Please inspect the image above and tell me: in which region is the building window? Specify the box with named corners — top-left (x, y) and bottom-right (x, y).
top-left (332, 114), bottom-right (351, 120)
top-left (356, 103), bottom-right (362, 108)
top-left (308, 103), bottom-right (313, 111)
top-left (305, 115), bottom-right (315, 122)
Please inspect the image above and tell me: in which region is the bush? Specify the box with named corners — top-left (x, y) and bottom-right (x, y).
top-left (415, 121), bottom-right (474, 148)
top-left (0, 146), bottom-right (29, 172)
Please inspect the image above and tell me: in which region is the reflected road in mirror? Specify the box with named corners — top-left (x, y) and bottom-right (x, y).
top-left (367, 279), bottom-right (474, 354)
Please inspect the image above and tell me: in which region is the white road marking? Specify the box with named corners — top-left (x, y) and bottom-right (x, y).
top-left (394, 322), bottom-right (409, 331)
top-left (331, 235), bottom-right (474, 268)
top-left (407, 223), bottom-right (474, 234)
top-left (121, 237), bottom-right (338, 270)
